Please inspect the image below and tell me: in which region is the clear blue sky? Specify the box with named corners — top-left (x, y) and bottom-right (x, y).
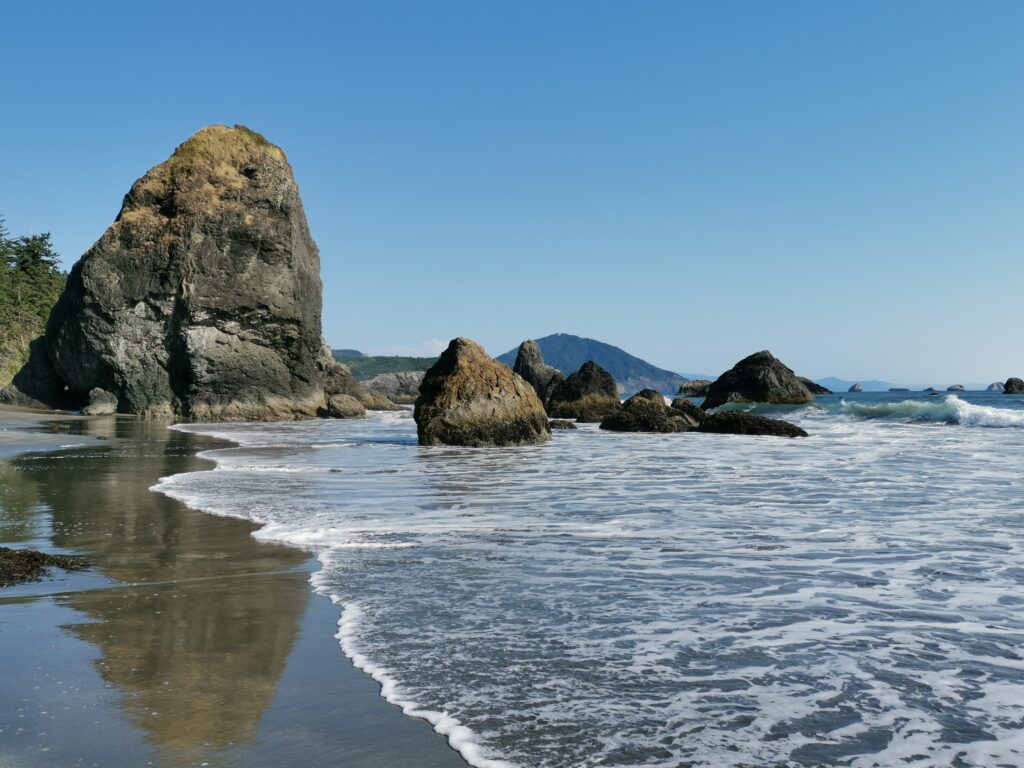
top-left (3, 1), bottom-right (1022, 385)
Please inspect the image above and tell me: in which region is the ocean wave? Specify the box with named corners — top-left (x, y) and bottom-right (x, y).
top-left (839, 395), bottom-right (1024, 427)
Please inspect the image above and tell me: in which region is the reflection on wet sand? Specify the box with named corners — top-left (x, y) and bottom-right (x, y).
top-left (9, 418), bottom-right (310, 764)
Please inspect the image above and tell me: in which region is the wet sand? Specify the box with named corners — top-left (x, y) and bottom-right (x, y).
top-left (0, 410), bottom-right (467, 768)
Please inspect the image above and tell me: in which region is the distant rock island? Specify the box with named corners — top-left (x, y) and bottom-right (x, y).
top-left (495, 333), bottom-right (694, 395)
top-left (1, 125), bottom-right (393, 420)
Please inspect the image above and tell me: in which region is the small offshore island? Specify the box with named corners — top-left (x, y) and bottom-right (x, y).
top-left (3, 125), bottom-right (1024, 768)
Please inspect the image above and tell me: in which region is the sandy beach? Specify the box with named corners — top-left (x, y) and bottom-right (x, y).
top-left (0, 407), bottom-right (466, 768)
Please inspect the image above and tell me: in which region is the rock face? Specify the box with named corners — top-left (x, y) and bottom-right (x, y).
top-left (512, 340), bottom-right (565, 403)
top-left (3, 125), bottom-right (337, 420)
top-left (546, 361), bottom-right (621, 422)
top-left (798, 377), bottom-right (832, 395)
top-left (702, 351), bottom-right (813, 410)
top-left (1004, 378), bottom-right (1024, 395)
top-left (414, 338), bottom-right (551, 447)
top-left (360, 371), bottom-right (425, 404)
top-left (848, 383), bottom-right (863, 393)
top-left (987, 382), bottom-right (1005, 393)
top-left (600, 392), bottom-right (698, 433)
top-left (678, 379), bottom-right (712, 397)
top-left (698, 411), bottom-right (808, 438)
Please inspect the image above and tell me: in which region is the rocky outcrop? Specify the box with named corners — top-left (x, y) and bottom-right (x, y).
top-left (698, 411), bottom-right (808, 438)
top-left (315, 345), bottom-right (399, 413)
top-left (987, 382), bottom-right (1005, 393)
top-left (549, 420), bottom-right (577, 430)
top-left (546, 361), bottom-right (621, 422)
top-left (631, 388), bottom-right (667, 404)
top-left (798, 377), bottom-right (832, 395)
top-left (512, 340), bottom-right (565, 403)
top-left (2, 125), bottom-right (341, 420)
top-left (702, 351), bottom-right (812, 410)
top-left (670, 398), bottom-right (706, 426)
top-left (1004, 378), bottom-right (1024, 395)
top-left (848, 383), bottom-right (863, 393)
top-left (600, 392), bottom-right (699, 433)
top-left (360, 371), bottom-right (425, 405)
top-left (81, 388), bottom-right (117, 416)
top-left (414, 338), bottom-right (551, 447)
top-left (947, 384), bottom-right (966, 392)
top-left (678, 379), bottom-right (711, 397)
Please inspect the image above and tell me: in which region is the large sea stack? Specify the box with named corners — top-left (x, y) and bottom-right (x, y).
top-left (3, 125), bottom-right (343, 420)
top-left (414, 338), bottom-right (551, 447)
top-left (512, 339), bottom-right (564, 403)
top-left (702, 351), bottom-right (813, 410)
top-left (1005, 378), bottom-right (1024, 395)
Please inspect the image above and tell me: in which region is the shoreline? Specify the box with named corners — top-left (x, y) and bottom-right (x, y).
top-left (0, 406), bottom-right (468, 768)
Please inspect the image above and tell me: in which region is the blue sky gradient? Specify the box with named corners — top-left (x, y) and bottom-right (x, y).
top-left (4, 1), bottom-right (1022, 384)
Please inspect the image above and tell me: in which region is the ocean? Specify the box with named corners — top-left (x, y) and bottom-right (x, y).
top-left (153, 392), bottom-right (1024, 768)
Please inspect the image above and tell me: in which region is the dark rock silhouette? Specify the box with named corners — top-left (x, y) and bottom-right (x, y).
top-left (600, 392), bottom-right (698, 433)
top-left (702, 351), bottom-right (812, 410)
top-left (848, 383), bottom-right (863, 393)
top-left (1004, 378), bottom-right (1024, 395)
top-left (699, 411), bottom-right (808, 438)
top-left (798, 377), bottom-right (832, 395)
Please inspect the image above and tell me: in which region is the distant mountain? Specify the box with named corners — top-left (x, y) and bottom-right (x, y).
top-left (815, 377), bottom-right (896, 393)
top-left (495, 333), bottom-right (689, 395)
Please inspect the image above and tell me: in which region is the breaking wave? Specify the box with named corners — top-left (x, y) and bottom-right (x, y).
top-left (840, 395), bottom-right (1024, 427)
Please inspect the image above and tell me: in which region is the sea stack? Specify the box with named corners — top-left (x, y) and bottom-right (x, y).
top-left (1004, 378), bottom-right (1024, 395)
top-left (701, 351), bottom-right (812, 410)
top-left (848, 383), bottom-right (863, 393)
top-left (546, 361), bottom-right (621, 422)
top-left (512, 340), bottom-right (565, 403)
top-left (3, 125), bottom-right (333, 420)
top-left (414, 338), bottom-right (551, 447)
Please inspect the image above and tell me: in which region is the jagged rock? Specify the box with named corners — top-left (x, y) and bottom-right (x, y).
top-left (325, 394), bottom-right (365, 419)
top-left (848, 383), bottom-right (863, 393)
top-left (414, 338), bottom-right (551, 447)
top-left (549, 420), bottom-right (577, 430)
top-left (947, 384), bottom-right (966, 392)
top-left (698, 411), bottom-right (808, 438)
top-left (1004, 378), bottom-right (1024, 395)
top-left (512, 340), bottom-right (565, 403)
top-left (678, 379), bottom-right (712, 397)
top-left (798, 377), bottom-right (832, 395)
top-left (360, 371), bottom-right (424, 404)
top-left (81, 388), bottom-right (117, 416)
top-left (670, 398), bottom-right (706, 427)
top-left (600, 393), bottom-right (696, 433)
top-left (702, 351), bottom-right (812, 410)
top-left (987, 382), bottom-right (1005, 393)
top-left (547, 361), bottom-right (621, 422)
top-left (315, 344), bottom-right (400, 413)
top-left (3, 125), bottom-right (331, 420)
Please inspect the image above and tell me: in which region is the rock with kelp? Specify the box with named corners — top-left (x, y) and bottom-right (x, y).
top-left (600, 392), bottom-right (697, 433)
top-left (1, 546), bottom-right (88, 587)
top-left (414, 337), bottom-right (551, 447)
top-left (702, 351), bottom-right (813, 410)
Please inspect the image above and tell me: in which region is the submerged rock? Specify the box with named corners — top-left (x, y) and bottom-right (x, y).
top-left (1005, 378), bottom-right (1024, 395)
top-left (549, 419), bottom-right (577, 430)
top-left (600, 392), bottom-right (697, 433)
top-left (698, 411), bottom-right (808, 438)
top-left (798, 377), bottom-right (832, 395)
top-left (1, 546), bottom-right (87, 587)
top-left (414, 338), bottom-right (551, 447)
top-left (3, 125), bottom-right (331, 420)
top-left (678, 379), bottom-right (711, 397)
top-left (702, 351), bottom-right (812, 410)
top-left (512, 340), bottom-right (565, 403)
top-left (848, 383), bottom-right (863, 393)
top-left (547, 361), bottom-right (621, 422)
top-left (889, 388), bottom-right (910, 392)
